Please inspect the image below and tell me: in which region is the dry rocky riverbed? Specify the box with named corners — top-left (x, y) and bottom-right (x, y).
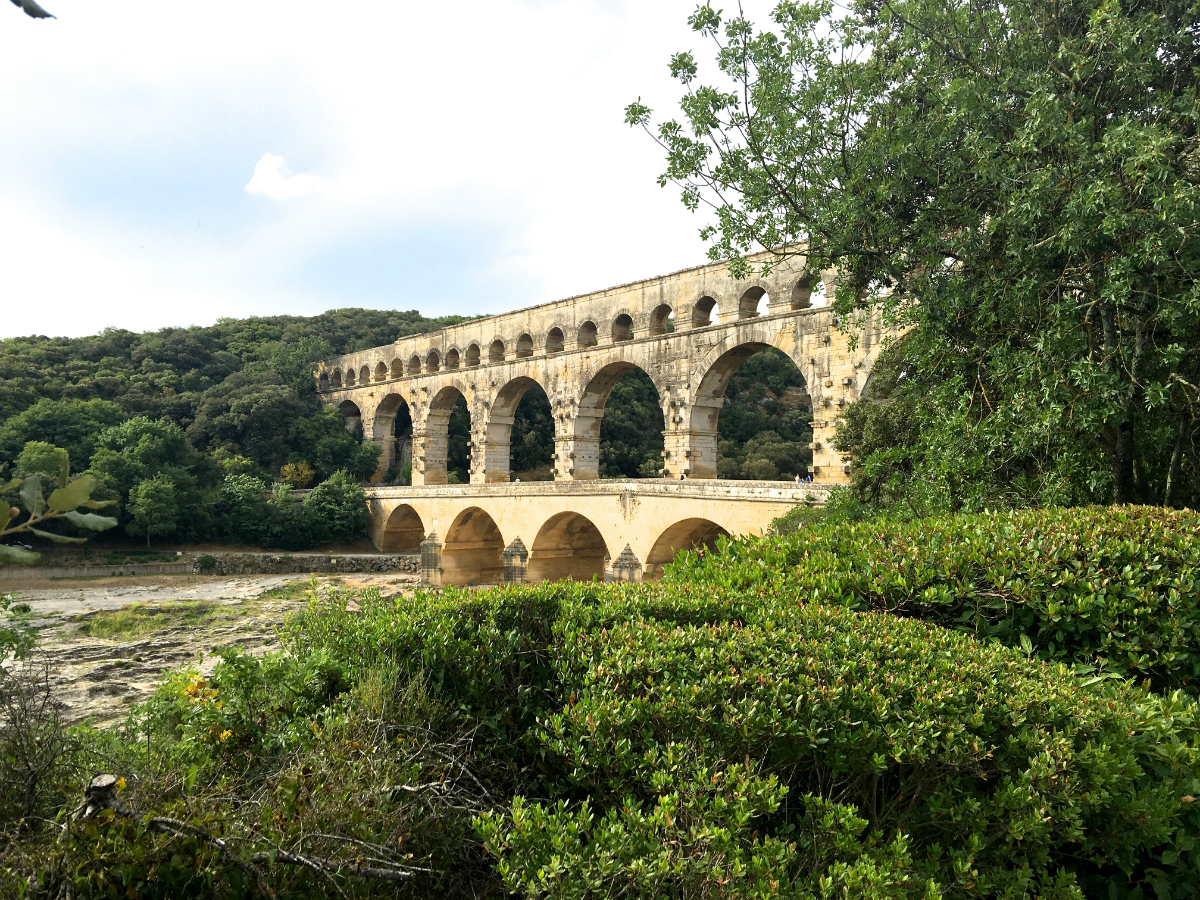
top-left (4, 572), bottom-right (420, 727)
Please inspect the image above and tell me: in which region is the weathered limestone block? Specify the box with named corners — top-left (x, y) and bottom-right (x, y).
top-left (503, 537), bottom-right (529, 584)
top-left (611, 544), bottom-right (643, 583)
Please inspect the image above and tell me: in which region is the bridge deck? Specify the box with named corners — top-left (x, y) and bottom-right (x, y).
top-left (366, 478), bottom-right (833, 503)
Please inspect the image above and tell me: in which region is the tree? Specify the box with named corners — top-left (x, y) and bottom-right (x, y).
top-left (599, 371), bottom-right (665, 478)
top-left (630, 0), bottom-right (1200, 509)
top-left (218, 474), bottom-right (268, 546)
top-left (302, 471), bottom-right (368, 545)
top-left (88, 417), bottom-right (217, 542)
top-left (279, 461), bottom-right (315, 489)
top-left (127, 475), bottom-right (179, 548)
top-left (0, 399), bottom-right (124, 473)
top-left (510, 389), bottom-right (553, 477)
top-left (14, 442), bottom-right (69, 478)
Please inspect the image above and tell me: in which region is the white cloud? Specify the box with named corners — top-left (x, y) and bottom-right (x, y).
top-left (245, 153), bottom-right (321, 200)
top-left (0, 0), bottom-right (782, 338)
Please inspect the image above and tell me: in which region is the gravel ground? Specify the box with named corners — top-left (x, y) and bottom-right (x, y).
top-left (4, 573), bottom-right (420, 727)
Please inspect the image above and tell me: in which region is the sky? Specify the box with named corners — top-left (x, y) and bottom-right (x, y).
top-left (0, 0), bottom-right (776, 339)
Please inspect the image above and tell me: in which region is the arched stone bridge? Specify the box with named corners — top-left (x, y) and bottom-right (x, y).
top-left (366, 479), bottom-right (829, 586)
top-left (316, 250), bottom-right (893, 582)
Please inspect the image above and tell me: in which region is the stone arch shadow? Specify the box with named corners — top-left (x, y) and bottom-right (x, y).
top-left (380, 504), bottom-right (425, 553)
top-left (370, 392), bottom-right (414, 481)
top-left (566, 352), bottom-right (669, 481)
top-left (643, 518), bottom-right (730, 580)
top-left (527, 511), bottom-right (609, 583)
top-left (686, 335), bottom-right (813, 479)
top-left (419, 382), bottom-right (473, 485)
top-left (440, 506), bottom-right (505, 586)
top-left (483, 371), bottom-right (551, 483)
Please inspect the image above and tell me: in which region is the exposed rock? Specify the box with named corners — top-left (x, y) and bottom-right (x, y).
top-left (6, 573), bottom-right (418, 727)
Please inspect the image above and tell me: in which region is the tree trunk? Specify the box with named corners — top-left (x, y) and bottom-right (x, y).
top-left (1163, 420), bottom-right (1186, 507)
top-left (1112, 421), bottom-right (1137, 505)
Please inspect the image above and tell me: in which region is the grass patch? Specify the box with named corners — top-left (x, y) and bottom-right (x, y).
top-left (258, 578), bottom-right (326, 601)
top-left (76, 601), bottom-right (242, 640)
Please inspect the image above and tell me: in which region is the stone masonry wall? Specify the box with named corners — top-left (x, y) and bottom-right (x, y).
top-left (191, 553), bottom-right (420, 576)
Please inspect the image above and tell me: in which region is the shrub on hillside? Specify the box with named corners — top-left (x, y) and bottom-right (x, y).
top-left (210, 470), bottom-right (368, 549)
top-left (669, 506), bottom-right (1200, 694)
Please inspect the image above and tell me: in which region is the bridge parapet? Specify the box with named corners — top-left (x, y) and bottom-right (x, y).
top-left (365, 478), bottom-right (831, 504)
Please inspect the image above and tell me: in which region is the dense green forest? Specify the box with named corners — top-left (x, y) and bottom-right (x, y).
top-left (0, 312), bottom-right (812, 548)
top-left (0, 311), bottom-right (467, 549)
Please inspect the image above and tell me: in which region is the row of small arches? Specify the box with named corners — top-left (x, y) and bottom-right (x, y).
top-left (320, 278), bottom-right (822, 390)
top-left (382, 504), bottom-right (730, 585)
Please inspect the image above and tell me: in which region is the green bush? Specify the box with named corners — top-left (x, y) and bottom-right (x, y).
top-left (283, 581), bottom-right (1200, 898)
top-left (302, 470), bottom-right (368, 544)
top-left (11, 577), bottom-right (1199, 898)
top-left (11, 509), bottom-right (1200, 897)
top-left (670, 506), bottom-right (1200, 694)
top-left (483, 594), bottom-right (1200, 899)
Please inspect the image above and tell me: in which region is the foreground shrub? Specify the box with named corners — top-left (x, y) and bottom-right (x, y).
top-left (485, 593), bottom-right (1200, 899)
top-left (285, 582), bottom-right (1200, 898)
top-left (669, 506), bottom-right (1200, 694)
top-left (8, 574), bottom-right (1199, 897)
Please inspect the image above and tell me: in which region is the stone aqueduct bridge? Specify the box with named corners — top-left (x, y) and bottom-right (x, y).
top-left (364, 480), bottom-right (829, 586)
top-left (315, 251), bottom-right (889, 585)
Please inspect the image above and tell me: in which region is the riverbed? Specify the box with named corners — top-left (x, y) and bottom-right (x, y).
top-left (3, 572), bottom-right (420, 726)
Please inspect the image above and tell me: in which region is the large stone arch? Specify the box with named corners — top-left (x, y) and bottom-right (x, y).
top-left (561, 352), bottom-right (667, 481)
top-left (418, 382), bottom-right (472, 485)
top-left (527, 511), bottom-right (609, 583)
top-left (370, 392), bottom-right (413, 480)
top-left (440, 506), bottom-right (504, 586)
top-left (644, 517), bottom-right (730, 580)
top-left (480, 371), bottom-right (551, 483)
top-left (338, 399), bottom-right (362, 436)
top-left (685, 336), bottom-right (811, 479)
top-left (380, 504), bottom-right (425, 553)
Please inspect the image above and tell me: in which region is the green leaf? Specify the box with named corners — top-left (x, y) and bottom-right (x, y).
top-left (1019, 633), bottom-right (1033, 655)
top-left (48, 475), bottom-right (97, 513)
top-left (28, 528), bottom-right (86, 544)
top-left (1, 478), bottom-right (20, 493)
top-left (58, 453), bottom-right (70, 489)
top-left (64, 510), bottom-right (119, 532)
top-left (83, 498), bottom-right (118, 509)
top-left (20, 477), bottom-right (45, 517)
top-left (0, 544), bottom-right (41, 565)
top-left (0, 501), bottom-right (9, 528)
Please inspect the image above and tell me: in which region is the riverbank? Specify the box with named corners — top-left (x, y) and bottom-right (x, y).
top-left (3, 571), bottom-right (420, 726)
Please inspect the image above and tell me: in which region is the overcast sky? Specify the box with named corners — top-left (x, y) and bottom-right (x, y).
top-left (0, 0), bottom-right (781, 339)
